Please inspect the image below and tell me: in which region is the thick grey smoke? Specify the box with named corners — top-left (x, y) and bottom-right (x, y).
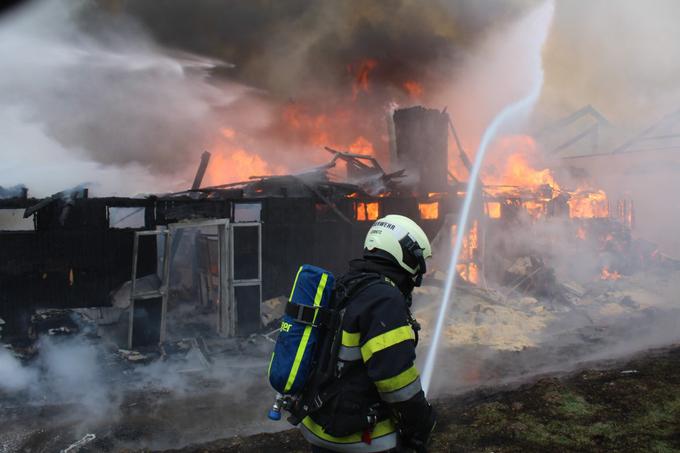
top-left (120, 0), bottom-right (535, 100)
top-left (0, 0), bottom-right (541, 196)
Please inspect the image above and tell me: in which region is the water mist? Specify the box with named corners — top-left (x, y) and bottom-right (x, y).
top-left (421, 1), bottom-right (555, 396)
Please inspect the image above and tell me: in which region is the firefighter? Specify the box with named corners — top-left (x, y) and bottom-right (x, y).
top-left (300, 214), bottom-right (436, 452)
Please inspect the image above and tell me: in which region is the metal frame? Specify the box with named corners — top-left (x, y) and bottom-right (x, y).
top-left (229, 221), bottom-right (263, 335)
top-left (128, 217), bottom-right (263, 344)
top-left (165, 218), bottom-right (231, 338)
top-left (128, 229), bottom-right (169, 349)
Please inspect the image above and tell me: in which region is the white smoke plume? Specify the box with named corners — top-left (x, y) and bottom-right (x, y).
top-left (0, 0), bottom-right (240, 197)
top-left (0, 331), bottom-right (275, 451)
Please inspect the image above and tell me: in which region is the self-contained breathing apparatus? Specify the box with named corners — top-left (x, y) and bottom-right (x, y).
top-left (267, 265), bottom-right (391, 428)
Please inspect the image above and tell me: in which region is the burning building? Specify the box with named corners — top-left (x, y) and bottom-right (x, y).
top-left (0, 97), bottom-right (647, 349)
top-left (0, 106), bottom-right (457, 346)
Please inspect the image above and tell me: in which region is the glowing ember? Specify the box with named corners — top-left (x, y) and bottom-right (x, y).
top-left (600, 267), bottom-right (622, 281)
top-left (418, 201), bottom-right (439, 220)
top-left (356, 201), bottom-right (379, 221)
top-left (576, 226), bottom-right (587, 240)
top-left (403, 80), bottom-right (424, 99)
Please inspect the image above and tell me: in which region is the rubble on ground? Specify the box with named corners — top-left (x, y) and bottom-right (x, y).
top-left (413, 255), bottom-right (680, 352)
top-left (260, 296), bottom-right (287, 328)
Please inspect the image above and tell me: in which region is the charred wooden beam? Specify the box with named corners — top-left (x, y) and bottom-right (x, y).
top-left (191, 151), bottom-right (212, 190)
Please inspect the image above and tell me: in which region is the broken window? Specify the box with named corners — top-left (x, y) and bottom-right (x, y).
top-left (485, 202), bottom-right (501, 219)
top-left (234, 203), bottom-right (261, 222)
top-left (108, 207), bottom-right (146, 229)
top-left (0, 209), bottom-right (34, 231)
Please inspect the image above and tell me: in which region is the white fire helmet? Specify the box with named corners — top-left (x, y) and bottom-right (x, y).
top-left (364, 214), bottom-right (432, 286)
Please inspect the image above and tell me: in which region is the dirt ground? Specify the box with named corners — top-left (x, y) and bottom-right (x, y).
top-left (153, 345), bottom-right (680, 453)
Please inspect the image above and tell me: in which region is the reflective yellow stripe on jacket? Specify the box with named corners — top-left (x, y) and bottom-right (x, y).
top-left (374, 365), bottom-right (419, 393)
top-left (360, 325), bottom-right (415, 362)
top-left (301, 416), bottom-right (398, 452)
top-left (374, 364), bottom-right (422, 403)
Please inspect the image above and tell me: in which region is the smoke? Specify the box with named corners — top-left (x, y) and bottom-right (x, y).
top-left (0, 335), bottom-right (120, 418)
top-left (540, 0), bottom-right (680, 128)
top-left (121, 0), bottom-right (534, 100)
top-left (0, 185), bottom-right (26, 199)
top-left (418, 210), bottom-right (680, 397)
top-left (0, 347), bottom-right (37, 392)
top-left (0, 330), bottom-right (275, 451)
top-left (532, 0), bottom-right (680, 257)
top-left (0, 0), bottom-right (242, 197)
top-left (121, 0), bottom-right (541, 171)
top-left (0, 0), bottom-right (543, 197)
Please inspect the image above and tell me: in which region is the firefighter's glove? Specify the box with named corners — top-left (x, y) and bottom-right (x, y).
top-left (399, 400), bottom-right (436, 453)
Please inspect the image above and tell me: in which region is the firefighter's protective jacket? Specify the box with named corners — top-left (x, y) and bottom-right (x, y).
top-left (300, 258), bottom-right (434, 452)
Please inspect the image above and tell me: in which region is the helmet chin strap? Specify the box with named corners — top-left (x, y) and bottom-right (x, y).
top-left (400, 235), bottom-right (427, 287)
top-left (413, 247), bottom-right (426, 287)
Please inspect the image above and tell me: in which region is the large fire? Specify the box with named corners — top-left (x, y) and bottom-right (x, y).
top-left (483, 135), bottom-right (609, 221)
top-left (203, 59), bottom-right (609, 229)
top-left (204, 128), bottom-right (288, 186)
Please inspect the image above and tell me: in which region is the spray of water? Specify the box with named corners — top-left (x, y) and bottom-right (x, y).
top-left (421, 2), bottom-right (554, 395)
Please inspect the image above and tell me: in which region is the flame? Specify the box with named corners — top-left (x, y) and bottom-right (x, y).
top-left (482, 135), bottom-right (610, 221)
top-left (351, 58), bottom-right (378, 100)
top-left (569, 190), bottom-right (608, 218)
top-left (600, 267), bottom-right (621, 281)
top-left (281, 104), bottom-right (376, 158)
top-left (485, 136), bottom-right (560, 190)
top-left (282, 104), bottom-right (336, 147)
top-left (403, 80), bottom-right (424, 99)
top-left (418, 201), bottom-right (439, 220)
top-left (349, 136), bottom-right (374, 155)
top-left (485, 201), bottom-right (501, 219)
top-left (452, 221), bottom-right (479, 284)
top-left (576, 226), bottom-right (587, 240)
top-left (205, 149), bottom-right (286, 186)
top-left (356, 201), bottom-right (379, 221)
